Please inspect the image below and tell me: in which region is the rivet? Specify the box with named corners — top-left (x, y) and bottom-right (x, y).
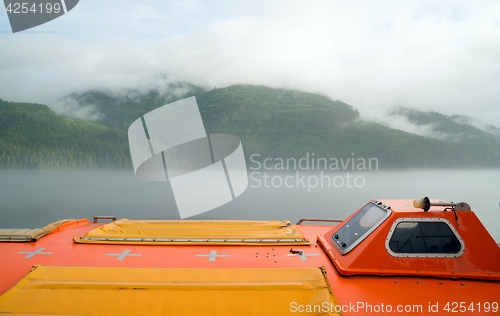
top-left (439, 283), bottom-right (443, 285)
top-left (275, 261), bottom-right (277, 263)
top-left (461, 284), bottom-right (465, 286)
top-left (394, 281), bottom-right (398, 284)
top-left (417, 281), bottom-right (421, 284)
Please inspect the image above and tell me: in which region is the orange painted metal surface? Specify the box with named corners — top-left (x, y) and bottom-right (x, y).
top-left (320, 199), bottom-right (500, 281)
top-left (0, 200), bottom-right (499, 315)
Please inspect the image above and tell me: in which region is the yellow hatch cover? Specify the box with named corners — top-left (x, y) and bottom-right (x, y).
top-left (0, 220), bottom-right (73, 242)
top-left (0, 265), bottom-right (341, 316)
top-left (74, 219), bottom-right (309, 245)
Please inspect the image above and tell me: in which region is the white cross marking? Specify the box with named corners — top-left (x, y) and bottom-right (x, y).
top-left (196, 250), bottom-right (230, 261)
top-left (287, 252), bottom-right (319, 261)
top-left (107, 249), bottom-right (141, 260)
top-left (18, 248), bottom-right (53, 258)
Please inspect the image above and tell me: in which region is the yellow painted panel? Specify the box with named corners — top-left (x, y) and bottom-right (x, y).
top-left (74, 219), bottom-right (309, 245)
top-left (0, 265), bottom-right (341, 316)
top-left (0, 220), bottom-right (73, 242)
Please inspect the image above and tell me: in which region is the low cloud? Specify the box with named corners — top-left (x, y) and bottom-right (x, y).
top-left (375, 107), bottom-right (500, 142)
top-left (1, 0), bottom-right (500, 126)
top-left (374, 111), bottom-right (460, 141)
top-left (451, 115), bottom-right (500, 137)
top-left (49, 96), bottom-right (104, 121)
top-left (47, 78), bottom-right (200, 121)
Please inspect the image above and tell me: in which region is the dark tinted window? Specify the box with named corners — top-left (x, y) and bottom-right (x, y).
top-left (332, 202), bottom-right (388, 252)
top-left (389, 221), bottom-right (461, 254)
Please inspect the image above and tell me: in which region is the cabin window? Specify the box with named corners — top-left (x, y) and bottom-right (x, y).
top-left (332, 201), bottom-right (391, 254)
top-left (387, 219), bottom-right (464, 257)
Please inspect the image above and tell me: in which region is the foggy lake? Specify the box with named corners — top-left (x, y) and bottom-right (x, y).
top-left (1, 169), bottom-right (499, 242)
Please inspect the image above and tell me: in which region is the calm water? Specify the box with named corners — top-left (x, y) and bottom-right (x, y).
top-left (1, 169), bottom-right (499, 241)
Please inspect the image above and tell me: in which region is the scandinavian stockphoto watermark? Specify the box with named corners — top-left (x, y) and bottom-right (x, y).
top-left (289, 301), bottom-right (499, 313)
top-left (290, 301), bottom-right (424, 313)
top-left (249, 153), bottom-right (378, 191)
top-left (128, 97), bottom-right (248, 219)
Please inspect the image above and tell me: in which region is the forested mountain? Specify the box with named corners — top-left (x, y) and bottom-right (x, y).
top-left (390, 107), bottom-right (500, 141)
top-left (55, 82), bottom-right (206, 131)
top-left (2, 84), bottom-right (500, 170)
top-left (385, 107), bottom-right (500, 167)
top-left (0, 99), bottom-right (130, 169)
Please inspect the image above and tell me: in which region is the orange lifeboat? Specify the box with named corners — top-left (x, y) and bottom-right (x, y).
top-left (0, 198), bottom-right (499, 315)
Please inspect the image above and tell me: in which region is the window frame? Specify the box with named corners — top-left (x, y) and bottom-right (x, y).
top-left (332, 201), bottom-right (392, 255)
top-left (385, 217), bottom-right (465, 258)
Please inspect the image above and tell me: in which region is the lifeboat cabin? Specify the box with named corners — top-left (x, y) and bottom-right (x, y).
top-left (319, 198), bottom-right (500, 281)
top-left (0, 197), bottom-right (499, 315)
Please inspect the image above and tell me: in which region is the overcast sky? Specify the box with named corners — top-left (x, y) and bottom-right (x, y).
top-left (1, 0), bottom-right (499, 126)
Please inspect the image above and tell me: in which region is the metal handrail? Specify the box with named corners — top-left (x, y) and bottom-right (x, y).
top-left (93, 216), bottom-right (117, 223)
top-left (296, 218), bottom-right (343, 225)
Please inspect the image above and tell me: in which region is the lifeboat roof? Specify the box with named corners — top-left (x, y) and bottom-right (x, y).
top-left (1, 199), bottom-right (500, 315)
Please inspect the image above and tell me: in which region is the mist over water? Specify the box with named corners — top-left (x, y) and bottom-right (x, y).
top-left (0, 169), bottom-right (499, 241)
